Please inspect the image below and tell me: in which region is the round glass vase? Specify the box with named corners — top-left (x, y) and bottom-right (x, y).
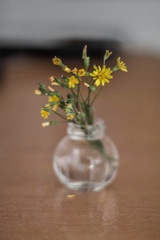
top-left (53, 119), bottom-right (119, 192)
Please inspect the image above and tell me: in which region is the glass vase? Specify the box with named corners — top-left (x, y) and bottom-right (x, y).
top-left (53, 119), bottom-right (119, 191)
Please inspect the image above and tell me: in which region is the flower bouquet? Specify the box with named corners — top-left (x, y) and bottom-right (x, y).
top-left (35, 46), bottom-right (128, 191)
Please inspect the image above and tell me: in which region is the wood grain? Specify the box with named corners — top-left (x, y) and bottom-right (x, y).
top-left (0, 53), bottom-right (160, 240)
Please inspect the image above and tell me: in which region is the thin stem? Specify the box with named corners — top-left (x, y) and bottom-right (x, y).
top-left (84, 75), bottom-right (94, 104)
top-left (69, 88), bottom-right (76, 98)
top-left (56, 120), bottom-right (68, 123)
top-left (77, 76), bottom-right (85, 103)
top-left (77, 81), bottom-right (80, 103)
top-left (79, 91), bottom-right (85, 102)
top-left (52, 110), bottom-right (67, 120)
top-left (88, 89), bottom-right (91, 105)
top-left (70, 88), bottom-right (80, 111)
top-left (91, 86), bottom-right (103, 106)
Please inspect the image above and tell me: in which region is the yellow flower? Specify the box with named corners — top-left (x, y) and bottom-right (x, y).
top-left (42, 122), bottom-right (50, 127)
top-left (68, 76), bottom-right (79, 88)
top-left (84, 82), bottom-right (90, 88)
top-left (67, 114), bottom-right (75, 120)
top-left (90, 65), bottom-right (113, 86)
top-left (49, 76), bottom-right (55, 82)
top-left (78, 69), bottom-right (86, 76)
top-left (51, 82), bottom-right (59, 86)
top-left (48, 95), bottom-right (59, 103)
top-left (52, 56), bottom-right (62, 65)
top-left (64, 66), bottom-right (71, 73)
top-left (48, 86), bottom-right (55, 92)
top-left (72, 68), bottom-right (78, 75)
top-left (41, 109), bottom-right (50, 119)
top-left (48, 95), bottom-right (60, 111)
top-left (106, 50), bottom-right (112, 56)
top-left (117, 57), bottom-right (128, 72)
top-left (34, 89), bottom-right (41, 95)
top-left (49, 76), bottom-right (59, 85)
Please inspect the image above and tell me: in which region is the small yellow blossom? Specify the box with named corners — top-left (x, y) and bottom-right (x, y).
top-left (68, 76), bottom-right (79, 88)
top-left (48, 86), bottom-right (55, 92)
top-left (78, 69), bottom-right (86, 76)
top-left (51, 82), bottom-right (59, 86)
top-left (84, 82), bottom-right (90, 88)
top-left (64, 66), bottom-right (71, 73)
top-left (49, 76), bottom-right (55, 82)
top-left (52, 56), bottom-right (62, 65)
top-left (117, 57), bottom-right (128, 72)
top-left (48, 95), bottom-right (60, 111)
top-left (49, 76), bottom-right (59, 86)
top-left (34, 89), bottom-right (41, 95)
top-left (90, 65), bottom-right (113, 86)
top-left (106, 50), bottom-right (112, 56)
top-left (67, 113), bottom-right (75, 120)
top-left (72, 68), bottom-right (78, 75)
top-left (67, 194), bottom-right (76, 199)
top-left (42, 122), bottom-right (50, 127)
top-left (41, 109), bottom-right (50, 119)
top-left (48, 95), bottom-right (59, 103)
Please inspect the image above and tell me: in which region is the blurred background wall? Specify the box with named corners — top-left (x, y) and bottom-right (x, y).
top-left (0, 0), bottom-right (160, 55)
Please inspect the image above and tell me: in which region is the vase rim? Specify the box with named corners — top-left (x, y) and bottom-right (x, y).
top-left (67, 118), bottom-right (105, 140)
top-left (68, 118), bottom-right (105, 127)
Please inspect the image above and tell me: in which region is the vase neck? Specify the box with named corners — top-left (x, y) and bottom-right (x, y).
top-left (67, 119), bottom-right (105, 141)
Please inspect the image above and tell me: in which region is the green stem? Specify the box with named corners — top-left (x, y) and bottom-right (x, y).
top-left (52, 110), bottom-right (67, 120)
top-left (70, 88), bottom-right (76, 98)
top-left (79, 91), bottom-right (85, 102)
top-left (88, 89), bottom-right (91, 105)
top-left (56, 120), bottom-right (68, 124)
top-left (85, 76), bottom-right (94, 104)
top-left (91, 86), bottom-right (103, 106)
top-left (77, 76), bottom-right (85, 103)
top-left (70, 88), bottom-right (80, 111)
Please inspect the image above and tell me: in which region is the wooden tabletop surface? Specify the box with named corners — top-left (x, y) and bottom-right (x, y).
top-left (0, 53), bottom-right (160, 240)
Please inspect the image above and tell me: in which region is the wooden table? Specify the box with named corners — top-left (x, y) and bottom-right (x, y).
top-left (0, 53), bottom-right (160, 240)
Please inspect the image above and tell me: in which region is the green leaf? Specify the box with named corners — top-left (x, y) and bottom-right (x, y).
top-left (48, 91), bottom-right (61, 97)
top-left (39, 82), bottom-right (46, 95)
top-left (55, 78), bottom-right (68, 89)
top-left (39, 82), bottom-right (46, 91)
top-left (62, 76), bottom-right (69, 83)
top-left (42, 107), bottom-right (50, 112)
top-left (55, 78), bottom-right (61, 84)
top-left (50, 121), bottom-right (57, 125)
top-left (49, 101), bottom-right (59, 106)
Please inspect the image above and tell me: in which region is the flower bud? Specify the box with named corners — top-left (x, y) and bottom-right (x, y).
top-left (42, 122), bottom-right (50, 127)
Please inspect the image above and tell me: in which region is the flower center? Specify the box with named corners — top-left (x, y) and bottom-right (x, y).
top-left (99, 72), bottom-right (105, 80)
